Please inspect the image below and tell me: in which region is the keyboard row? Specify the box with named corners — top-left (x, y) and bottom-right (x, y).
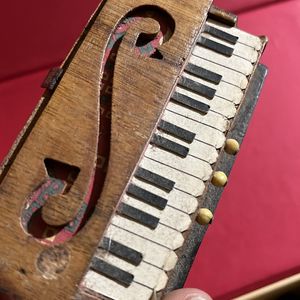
top-left (82, 17), bottom-right (264, 300)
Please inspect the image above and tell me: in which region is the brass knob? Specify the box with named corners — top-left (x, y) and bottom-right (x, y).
top-left (197, 208), bottom-right (213, 225)
top-left (212, 171), bottom-right (228, 187)
top-left (225, 139), bottom-right (240, 155)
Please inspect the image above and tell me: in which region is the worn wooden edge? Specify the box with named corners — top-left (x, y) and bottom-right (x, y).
top-left (0, 0), bottom-right (108, 182)
top-left (163, 63), bottom-right (268, 294)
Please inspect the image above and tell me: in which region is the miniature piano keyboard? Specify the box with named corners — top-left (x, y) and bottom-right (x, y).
top-left (80, 16), bottom-right (267, 300)
top-left (0, 1), bottom-right (267, 299)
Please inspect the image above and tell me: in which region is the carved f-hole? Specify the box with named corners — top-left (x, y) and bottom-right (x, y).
top-left (44, 158), bottom-right (80, 194)
top-left (21, 5), bottom-right (175, 245)
top-left (21, 159), bottom-right (81, 243)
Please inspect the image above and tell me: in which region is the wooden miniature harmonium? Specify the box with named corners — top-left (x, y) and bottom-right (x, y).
top-left (0, 0), bottom-right (268, 299)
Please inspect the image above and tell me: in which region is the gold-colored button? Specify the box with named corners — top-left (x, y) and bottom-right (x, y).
top-left (225, 139), bottom-right (240, 155)
top-left (212, 171), bottom-right (228, 187)
top-left (197, 208), bottom-right (213, 225)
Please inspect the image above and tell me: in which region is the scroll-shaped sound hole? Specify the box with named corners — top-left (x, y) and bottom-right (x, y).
top-left (21, 159), bottom-right (80, 240)
top-left (20, 5), bottom-right (175, 245)
top-left (136, 33), bottom-right (164, 60)
top-left (44, 158), bottom-right (80, 194)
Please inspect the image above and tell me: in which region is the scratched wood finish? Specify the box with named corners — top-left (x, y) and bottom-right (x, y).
top-left (0, 0), bottom-right (212, 299)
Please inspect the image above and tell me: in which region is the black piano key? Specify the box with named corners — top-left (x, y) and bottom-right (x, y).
top-left (204, 24), bottom-right (238, 44)
top-left (185, 63), bottom-right (222, 84)
top-left (118, 203), bottom-right (159, 229)
top-left (90, 257), bottom-right (134, 287)
top-left (135, 167), bottom-right (175, 192)
top-left (158, 120), bottom-right (195, 144)
top-left (100, 237), bottom-right (143, 266)
top-left (151, 134), bottom-right (189, 158)
top-left (198, 36), bottom-right (234, 57)
top-left (178, 77), bottom-right (216, 100)
top-left (171, 92), bottom-right (210, 114)
top-left (127, 184), bottom-right (167, 210)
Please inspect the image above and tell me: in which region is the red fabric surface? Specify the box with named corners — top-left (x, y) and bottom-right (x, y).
top-left (0, 0), bottom-right (284, 82)
top-left (213, 0), bottom-right (286, 13)
top-left (185, 0), bottom-right (300, 298)
top-left (0, 70), bottom-right (46, 161)
top-left (0, 1), bottom-right (299, 299)
top-left (0, 0), bottom-right (99, 82)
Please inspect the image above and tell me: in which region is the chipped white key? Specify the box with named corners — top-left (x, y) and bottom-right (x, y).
top-left (193, 45), bottom-right (254, 76)
top-left (156, 131), bottom-right (218, 164)
top-left (106, 225), bottom-right (178, 271)
top-left (145, 145), bottom-right (212, 180)
top-left (175, 86), bottom-right (236, 118)
top-left (112, 215), bottom-right (184, 250)
top-left (162, 109), bottom-right (226, 147)
top-left (122, 195), bottom-right (191, 232)
top-left (166, 102), bottom-right (229, 131)
top-left (140, 157), bottom-right (205, 197)
top-left (83, 271), bottom-right (153, 300)
top-left (96, 249), bottom-right (168, 291)
top-left (182, 71), bottom-right (243, 104)
top-left (131, 177), bottom-right (198, 214)
top-left (189, 55), bottom-right (248, 89)
top-left (207, 20), bottom-right (263, 50)
top-left (201, 32), bottom-right (259, 63)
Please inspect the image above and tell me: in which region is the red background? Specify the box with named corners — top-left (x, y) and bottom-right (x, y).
top-left (1, 0), bottom-right (299, 299)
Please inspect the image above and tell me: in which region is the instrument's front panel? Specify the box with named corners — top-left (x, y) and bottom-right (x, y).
top-left (0, 0), bottom-right (267, 299)
top-left (0, 0), bottom-right (211, 299)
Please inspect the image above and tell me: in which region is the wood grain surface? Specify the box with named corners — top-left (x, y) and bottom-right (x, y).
top-left (0, 0), bottom-right (212, 298)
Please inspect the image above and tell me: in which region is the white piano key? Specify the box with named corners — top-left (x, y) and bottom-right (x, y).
top-left (112, 215), bottom-right (184, 250)
top-left (193, 45), bottom-right (254, 76)
top-left (140, 157), bottom-right (205, 197)
top-left (96, 249), bottom-right (168, 291)
top-left (122, 195), bottom-right (191, 232)
top-left (155, 131), bottom-right (218, 164)
top-left (145, 145), bottom-right (212, 181)
top-left (106, 225), bottom-right (178, 271)
top-left (206, 20), bottom-right (263, 51)
top-left (83, 271), bottom-right (153, 300)
top-left (162, 109), bottom-right (226, 147)
top-left (189, 55), bottom-right (248, 89)
top-left (182, 71), bottom-right (243, 104)
top-left (201, 32), bottom-right (259, 63)
top-left (175, 86), bottom-right (236, 118)
top-left (166, 101), bottom-right (229, 131)
top-left (131, 177), bottom-right (198, 214)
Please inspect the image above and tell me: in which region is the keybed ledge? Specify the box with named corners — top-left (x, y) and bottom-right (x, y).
top-left (164, 63), bottom-right (268, 295)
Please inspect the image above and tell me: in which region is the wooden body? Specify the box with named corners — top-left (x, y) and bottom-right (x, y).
top-left (0, 0), bottom-right (211, 298)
